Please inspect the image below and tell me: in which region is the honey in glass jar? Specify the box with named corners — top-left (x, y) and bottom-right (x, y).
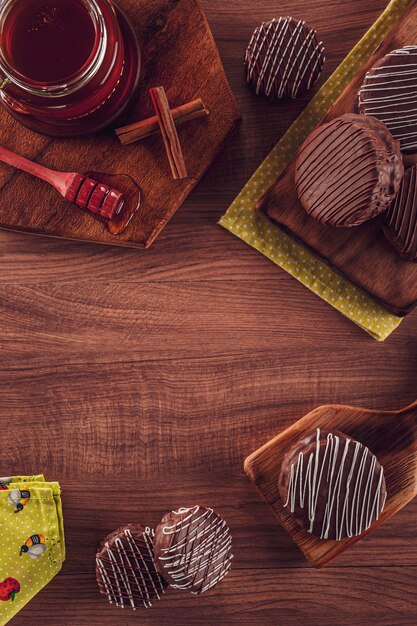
top-left (0, 0), bottom-right (141, 136)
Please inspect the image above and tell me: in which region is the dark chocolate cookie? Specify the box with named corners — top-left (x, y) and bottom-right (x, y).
top-left (278, 428), bottom-right (387, 541)
top-left (154, 506), bottom-right (233, 594)
top-left (245, 17), bottom-right (325, 100)
top-left (96, 524), bottom-right (168, 609)
top-left (358, 46), bottom-right (417, 154)
top-left (295, 113), bottom-right (403, 226)
top-left (383, 164), bottom-right (417, 260)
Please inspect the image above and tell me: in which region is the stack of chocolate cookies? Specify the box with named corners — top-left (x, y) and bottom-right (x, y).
top-left (293, 45), bottom-right (417, 261)
top-left (96, 505), bottom-right (233, 611)
top-left (359, 45), bottom-right (417, 260)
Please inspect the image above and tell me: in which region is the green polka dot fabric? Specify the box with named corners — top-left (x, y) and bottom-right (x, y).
top-left (0, 476), bottom-right (64, 626)
top-left (220, 0), bottom-right (413, 341)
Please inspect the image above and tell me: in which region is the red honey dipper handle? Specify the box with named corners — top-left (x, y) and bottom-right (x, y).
top-left (0, 144), bottom-right (75, 193)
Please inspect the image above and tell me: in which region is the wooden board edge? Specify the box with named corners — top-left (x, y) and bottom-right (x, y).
top-left (0, 223), bottom-right (147, 249)
top-left (254, 207), bottom-right (414, 317)
top-left (243, 459), bottom-right (322, 567)
top-left (315, 490), bottom-right (417, 567)
top-left (144, 113), bottom-right (241, 248)
top-left (194, 0), bottom-right (242, 120)
top-left (244, 400), bottom-right (416, 472)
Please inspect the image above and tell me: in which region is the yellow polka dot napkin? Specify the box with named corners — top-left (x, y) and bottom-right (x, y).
top-left (220, 0), bottom-right (413, 341)
top-left (0, 476), bottom-right (64, 626)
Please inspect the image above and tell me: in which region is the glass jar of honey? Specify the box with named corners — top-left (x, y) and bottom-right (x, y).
top-left (0, 0), bottom-right (141, 136)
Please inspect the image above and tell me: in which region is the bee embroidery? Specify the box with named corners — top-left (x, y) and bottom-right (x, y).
top-left (20, 535), bottom-right (47, 559)
top-left (7, 489), bottom-right (30, 512)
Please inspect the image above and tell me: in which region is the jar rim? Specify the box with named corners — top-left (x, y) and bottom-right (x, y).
top-left (0, 0), bottom-right (109, 97)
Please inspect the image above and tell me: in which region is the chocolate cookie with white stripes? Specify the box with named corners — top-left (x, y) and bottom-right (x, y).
top-left (278, 428), bottom-right (387, 541)
top-left (244, 16), bottom-right (325, 101)
top-left (359, 46), bottom-right (417, 154)
top-left (96, 524), bottom-right (168, 610)
top-left (154, 505), bottom-right (233, 594)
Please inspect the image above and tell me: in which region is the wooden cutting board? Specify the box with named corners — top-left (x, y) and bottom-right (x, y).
top-left (257, 2), bottom-right (417, 316)
top-left (244, 400), bottom-right (417, 567)
top-left (0, 0), bottom-right (240, 248)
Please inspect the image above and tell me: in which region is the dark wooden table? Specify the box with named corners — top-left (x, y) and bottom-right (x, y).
top-left (3, 1), bottom-right (417, 624)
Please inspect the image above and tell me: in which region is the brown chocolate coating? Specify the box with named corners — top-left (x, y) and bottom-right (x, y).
top-left (154, 506), bottom-right (233, 594)
top-left (245, 17), bottom-right (325, 101)
top-left (383, 164), bottom-right (417, 261)
top-left (295, 113), bottom-right (404, 227)
top-left (279, 429), bottom-right (387, 540)
top-left (96, 524), bottom-right (168, 609)
top-left (358, 46), bottom-right (417, 154)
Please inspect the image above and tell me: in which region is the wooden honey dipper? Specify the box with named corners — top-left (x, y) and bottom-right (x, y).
top-left (0, 145), bottom-right (124, 221)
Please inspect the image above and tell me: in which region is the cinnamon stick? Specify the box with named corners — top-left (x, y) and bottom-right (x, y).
top-left (149, 87), bottom-right (188, 180)
top-left (116, 99), bottom-right (209, 145)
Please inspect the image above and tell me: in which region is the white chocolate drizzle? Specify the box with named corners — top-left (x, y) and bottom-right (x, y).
top-left (358, 46), bottom-right (417, 152)
top-left (245, 17), bottom-right (325, 99)
top-left (96, 526), bottom-right (166, 610)
top-left (157, 505), bottom-right (233, 594)
top-left (284, 429), bottom-right (387, 540)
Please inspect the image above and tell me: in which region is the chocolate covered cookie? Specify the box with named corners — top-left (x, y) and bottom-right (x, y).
top-left (154, 506), bottom-right (233, 594)
top-left (279, 428), bottom-right (387, 541)
top-left (358, 46), bottom-right (417, 153)
top-left (96, 524), bottom-right (168, 609)
top-left (383, 164), bottom-right (417, 260)
top-left (295, 113), bottom-right (403, 226)
top-left (245, 17), bottom-right (325, 100)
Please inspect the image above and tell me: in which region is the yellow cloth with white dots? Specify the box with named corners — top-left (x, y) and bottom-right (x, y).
top-left (220, 0), bottom-right (413, 341)
top-left (0, 476), bottom-right (64, 626)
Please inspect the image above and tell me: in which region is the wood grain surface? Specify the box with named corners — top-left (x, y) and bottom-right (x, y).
top-left (245, 400), bottom-right (417, 567)
top-left (1, 0), bottom-right (416, 624)
top-left (0, 0), bottom-right (239, 248)
top-left (257, 0), bottom-right (417, 316)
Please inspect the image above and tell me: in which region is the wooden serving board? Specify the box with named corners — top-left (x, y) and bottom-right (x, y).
top-left (0, 0), bottom-right (239, 248)
top-left (257, 2), bottom-right (417, 316)
top-left (244, 400), bottom-right (417, 568)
